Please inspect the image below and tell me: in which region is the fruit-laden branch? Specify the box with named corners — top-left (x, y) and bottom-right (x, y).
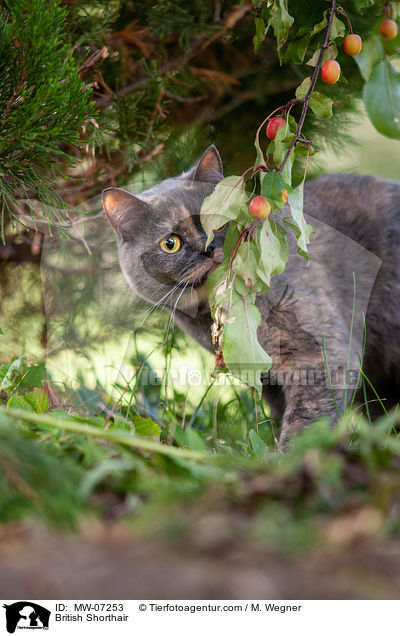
top-left (279, 0), bottom-right (337, 174)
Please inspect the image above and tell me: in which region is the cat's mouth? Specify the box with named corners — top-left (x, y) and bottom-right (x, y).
top-left (170, 255), bottom-right (222, 313)
top-left (183, 257), bottom-right (221, 288)
top-left (184, 248), bottom-right (225, 287)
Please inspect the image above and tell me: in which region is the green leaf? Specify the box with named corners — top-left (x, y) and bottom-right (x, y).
top-left (329, 15), bottom-right (346, 40)
top-left (253, 16), bottom-right (266, 53)
top-left (7, 394), bottom-right (35, 412)
top-left (207, 259), bottom-right (231, 310)
top-left (0, 358), bottom-right (23, 391)
top-left (306, 44), bottom-right (337, 67)
top-left (274, 122), bottom-right (294, 144)
top-left (355, 35), bottom-right (384, 82)
top-left (28, 387), bottom-right (49, 413)
top-left (285, 34), bottom-right (312, 64)
top-left (232, 242), bottom-right (259, 291)
top-left (80, 459), bottom-right (136, 498)
top-left (260, 170), bottom-right (287, 210)
top-left (310, 13), bottom-right (328, 37)
top-left (285, 184), bottom-right (314, 259)
top-left (133, 416), bottom-right (161, 437)
top-left (185, 428), bottom-right (207, 452)
top-left (284, 14), bottom-right (328, 64)
top-left (249, 429), bottom-right (268, 458)
top-left (231, 242), bottom-right (269, 295)
top-left (255, 142), bottom-right (265, 167)
top-left (267, 0), bottom-right (294, 61)
top-left (200, 176), bottom-right (248, 246)
top-left (267, 139), bottom-right (287, 164)
top-left (309, 91), bottom-right (333, 118)
top-left (294, 143), bottom-right (318, 157)
top-left (256, 217), bottom-right (289, 287)
top-left (279, 146), bottom-right (294, 185)
top-left (295, 77), bottom-right (311, 99)
top-left (353, 0), bottom-right (374, 10)
top-left (265, 120), bottom-right (295, 185)
top-left (222, 293), bottom-right (272, 392)
top-left (0, 328), bottom-right (3, 335)
top-left (363, 60), bottom-right (400, 140)
top-left (223, 222), bottom-right (242, 261)
top-left (22, 362), bottom-right (46, 388)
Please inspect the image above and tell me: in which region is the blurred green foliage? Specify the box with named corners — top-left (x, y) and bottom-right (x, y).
top-left (0, 343), bottom-right (399, 560)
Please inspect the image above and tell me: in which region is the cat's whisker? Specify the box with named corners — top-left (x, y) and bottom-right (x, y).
top-left (157, 274), bottom-right (192, 314)
top-left (165, 281), bottom-right (190, 343)
top-left (137, 281), bottom-right (183, 333)
top-left (167, 283), bottom-right (189, 342)
top-left (137, 270), bottom-right (193, 334)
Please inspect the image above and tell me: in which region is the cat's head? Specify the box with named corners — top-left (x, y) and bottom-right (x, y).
top-left (102, 146), bottom-right (226, 316)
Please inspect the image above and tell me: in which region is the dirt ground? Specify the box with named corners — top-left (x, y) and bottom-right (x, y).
top-left (1, 521), bottom-right (399, 599)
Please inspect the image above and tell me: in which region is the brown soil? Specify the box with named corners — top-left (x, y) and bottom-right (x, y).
top-left (1, 521), bottom-right (399, 599)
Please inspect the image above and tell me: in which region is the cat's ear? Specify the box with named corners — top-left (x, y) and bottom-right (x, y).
top-left (102, 188), bottom-right (149, 239)
top-left (190, 145), bottom-right (223, 184)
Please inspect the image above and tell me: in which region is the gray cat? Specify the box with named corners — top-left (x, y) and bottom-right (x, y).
top-left (103, 146), bottom-right (400, 446)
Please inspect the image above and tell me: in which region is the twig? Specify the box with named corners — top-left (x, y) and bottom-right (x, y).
top-left (78, 46), bottom-right (109, 77)
top-left (56, 143), bottom-right (164, 195)
top-left (42, 382), bottom-right (65, 410)
top-left (193, 91), bottom-right (256, 125)
top-left (95, 2), bottom-right (251, 108)
top-left (279, 0), bottom-right (337, 175)
top-left (163, 90), bottom-right (207, 103)
top-left (253, 1), bottom-right (267, 16)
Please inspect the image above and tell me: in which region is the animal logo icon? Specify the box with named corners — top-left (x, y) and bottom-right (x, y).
top-left (3, 602), bottom-right (51, 633)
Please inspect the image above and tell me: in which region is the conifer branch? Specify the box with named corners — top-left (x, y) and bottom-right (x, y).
top-left (1, 53), bottom-right (27, 129)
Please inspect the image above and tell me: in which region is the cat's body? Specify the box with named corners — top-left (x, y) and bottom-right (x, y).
top-left (103, 147), bottom-right (400, 446)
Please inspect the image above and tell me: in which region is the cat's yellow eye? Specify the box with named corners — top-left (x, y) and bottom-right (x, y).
top-left (215, 222), bottom-right (228, 232)
top-left (160, 234), bottom-right (182, 254)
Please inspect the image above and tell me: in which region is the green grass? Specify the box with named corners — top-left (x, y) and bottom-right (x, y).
top-left (0, 333), bottom-right (400, 558)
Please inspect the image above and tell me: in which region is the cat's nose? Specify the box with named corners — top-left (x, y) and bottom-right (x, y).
top-left (203, 242), bottom-right (224, 264)
top-left (203, 241), bottom-right (215, 257)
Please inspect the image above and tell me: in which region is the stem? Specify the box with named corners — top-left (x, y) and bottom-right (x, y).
top-left (326, 43), bottom-right (335, 60)
top-left (225, 219), bottom-right (259, 285)
top-left (241, 164), bottom-right (269, 181)
top-left (336, 7), bottom-right (353, 34)
top-left (2, 408), bottom-right (209, 462)
top-left (279, 0), bottom-right (337, 175)
top-left (255, 98), bottom-right (301, 161)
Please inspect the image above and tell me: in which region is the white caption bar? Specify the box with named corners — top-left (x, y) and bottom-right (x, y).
top-left (1, 600), bottom-right (399, 636)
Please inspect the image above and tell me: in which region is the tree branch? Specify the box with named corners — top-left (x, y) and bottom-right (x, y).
top-left (279, 0), bottom-right (337, 175)
top-left (94, 2), bottom-right (251, 108)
